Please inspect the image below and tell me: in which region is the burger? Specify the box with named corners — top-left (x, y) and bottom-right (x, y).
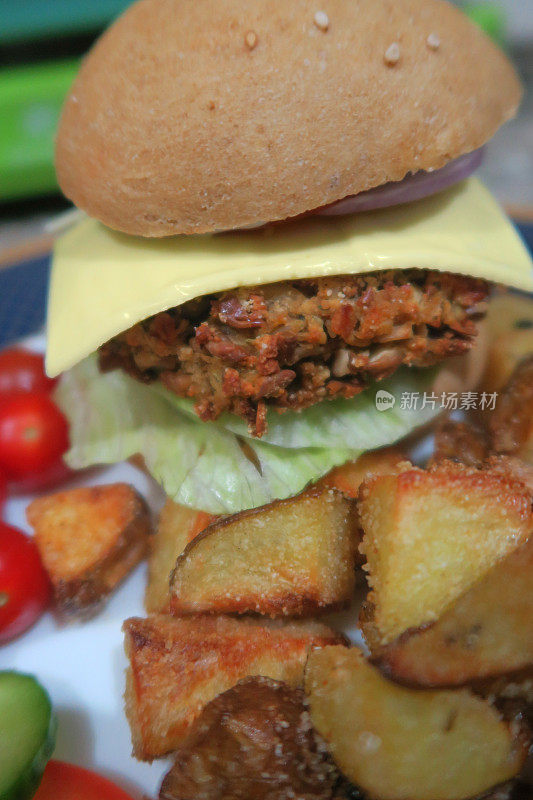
top-left (47, 0), bottom-right (533, 514)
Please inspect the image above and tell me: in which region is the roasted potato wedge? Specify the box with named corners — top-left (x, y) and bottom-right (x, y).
top-left (485, 455), bottom-right (533, 495)
top-left (321, 447), bottom-right (405, 498)
top-left (490, 356), bottom-right (533, 465)
top-left (430, 418), bottom-right (490, 469)
top-left (483, 673), bottom-right (533, 711)
top-left (479, 784), bottom-right (531, 800)
top-left (305, 646), bottom-right (528, 800)
top-left (482, 292), bottom-right (533, 394)
top-left (169, 487), bottom-right (359, 617)
top-left (159, 676), bottom-right (340, 800)
top-left (123, 614), bottom-right (344, 759)
top-left (145, 501), bottom-right (215, 613)
top-left (358, 461), bottom-right (532, 646)
top-left (27, 483), bottom-right (150, 616)
top-left (373, 536), bottom-right (533, 686)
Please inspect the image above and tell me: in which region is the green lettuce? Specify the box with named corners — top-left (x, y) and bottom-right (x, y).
top-left (161, 369), bottom-right (439, 450)
top-left (56, 356), bottom-right (438, 513)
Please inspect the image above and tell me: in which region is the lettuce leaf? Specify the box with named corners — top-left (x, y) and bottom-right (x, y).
top-left (162, 368), bottom-right (438, 450)
top-left (56, 356), bottom-right (438, 513)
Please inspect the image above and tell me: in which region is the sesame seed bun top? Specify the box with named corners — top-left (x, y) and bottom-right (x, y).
top-left (55, 0), bottom-right (522, 237)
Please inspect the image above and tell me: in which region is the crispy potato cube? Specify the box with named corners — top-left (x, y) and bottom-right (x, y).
top-left (145, 501), bottom-right (215, 613)
top-left (358, 461), bottom-right (532, 645)
top-left (123, 614), bottom-right (344, 760)
top-left (430, 418), bottom-right (490, 469)
top-left (159, 677), bottom-right (340, 800)
top-left (486, 455), bottom-right (533, 495)
top-left (482, 292), bottom-right (533, 393)
top-left (305, 646), bottom-right (528, 800)
top-left (490, 356), bottom-right (533, 465)
top-left (169, 487), bottom-right (359, 617)
top-left (481, 783), bottom-right (533, 800)
top-left (27, 483), bottom-right (150, 616)
top-left (482, 673), bottom-right (533, 712)
top-left (375, 535), bottom-right (533, 686)
top-left (321, 447), bottom-right (405, 498)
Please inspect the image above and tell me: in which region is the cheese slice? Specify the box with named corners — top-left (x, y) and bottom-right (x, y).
top-left (47, 178), bottom-right (533, 376)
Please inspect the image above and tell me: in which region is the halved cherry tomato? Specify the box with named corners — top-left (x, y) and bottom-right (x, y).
top-left (0, 393), bottom-right (69, 481)
top-left (0, 522), bottom-right (50, 642)
top-left (0, 348), bottom-right (56, 395)
top-left (34, 761), bottom-right (136, 800)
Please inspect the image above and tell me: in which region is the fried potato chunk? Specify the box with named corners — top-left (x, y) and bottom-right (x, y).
top-left (27, 483), bottom-right (150, 616)
top-left (483, 674), bottom-right (533, 716)
top-left (358, 461), bottom-right (532, 646)
top-left (321, 447), bottom-right (405, 498)
top-left (305, 646), bottom-right (528, 800)
top-left (145, 501), bottom-right (215, 613)
top-left (123, 614), bottom-right (344, 760)
top-left (486, 455), bottom-right (533, 495)
top-left (169, 487), bottom-right (358, 617)
top-left (490, 356), bottom-right (533, 465)
top-left (375, 535), bottom-right (533, 686)
top-left (482, 292), bottom-right (533, 393)
top-left (159, 677), bottom-right (340, 800)
top-left (430, 418), bottom-right (490, 469)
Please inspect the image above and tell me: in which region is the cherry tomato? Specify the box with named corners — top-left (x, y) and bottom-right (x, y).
top-left (0, 470), bottom-right (6, 511)
top-left (0, 522), bottom-right (50, 642)
top-left (35, 761), bottom-right (136, 800)
top-left (0, 348), bottom-right (56, 395)
top-left (0, 393), bottom-right (69, 481)
top-left (7, 460), bottom-right (73, 495)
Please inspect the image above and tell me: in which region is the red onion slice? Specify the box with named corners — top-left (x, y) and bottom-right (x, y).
top-left (317, 148), bottom-right (484, 216)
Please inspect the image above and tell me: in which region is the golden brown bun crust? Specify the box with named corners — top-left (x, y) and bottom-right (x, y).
top-left (56, 0), bottom-right (521, 236)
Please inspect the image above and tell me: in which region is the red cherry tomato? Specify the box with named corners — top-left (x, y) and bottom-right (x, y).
top-left (0, 522), bottom-right (50, 642)
top-left (0, 393), bottom-right (69, 481)
top-left (0, 348), bottom-right (56, 395)
top-left (0, 470), bottom-right (6, 511)
top-left (35, 761), bottom-right (136, 800)
top-left (7, 460), bottom-right (73, 496)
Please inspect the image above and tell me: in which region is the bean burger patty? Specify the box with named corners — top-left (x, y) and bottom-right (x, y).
top-left (99, 270), bottom-right (488, 436)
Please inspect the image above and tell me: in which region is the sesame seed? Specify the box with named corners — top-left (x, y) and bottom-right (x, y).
top-left (314, 11), bottom-right (329, 32)
top-left (244, 30), bottom-right (258, 50)
top-left (384, 42), bottom-right (400, 66)
top-left (426, 32), bottom-right (441, 50)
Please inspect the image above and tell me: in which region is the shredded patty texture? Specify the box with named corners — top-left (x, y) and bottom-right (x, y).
top-left (99, 270), bottom-right (487, 436)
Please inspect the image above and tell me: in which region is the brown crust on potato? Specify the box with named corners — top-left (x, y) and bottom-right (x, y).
top-left (56, 0), bottom-right (521, 236)
top-left (145, 502), bottom-right (216, 614)
top-left (374, 534), bottom-right (533, 687)
top-left (169, 486), bottom-right (359, 617)
top-left (430, 417), bottom-right (491, 469)
top-left (305, 646), bottom-right (530, 800)
top-left (490, 355), bottom-right (533, 461)
top-left (123, 614), bottom-right (345, 759)
top-left (358, 460), bottom-right (532, 646)
top-left (159, 677), bottom-right (341, 800)
top-left (27, 483), bottom-right (151, 617)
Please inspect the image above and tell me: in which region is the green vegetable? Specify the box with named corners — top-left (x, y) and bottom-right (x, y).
top-left (56, 356), bottom-right (438, 514)
top-left (163, 368), bottom-right (438, 451)
top-left (0, 671), bottom-right (56, 800)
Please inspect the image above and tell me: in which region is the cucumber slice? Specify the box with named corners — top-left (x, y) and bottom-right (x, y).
top-left (0, 671), bottom-right (56, 800)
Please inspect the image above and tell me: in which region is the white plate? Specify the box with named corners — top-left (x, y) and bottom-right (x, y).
top-left (0, 334), bottom-right (171, 797)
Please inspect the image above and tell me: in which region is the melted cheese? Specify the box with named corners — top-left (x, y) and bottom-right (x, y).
top-left (47, 178), bottom-right (533, 376)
